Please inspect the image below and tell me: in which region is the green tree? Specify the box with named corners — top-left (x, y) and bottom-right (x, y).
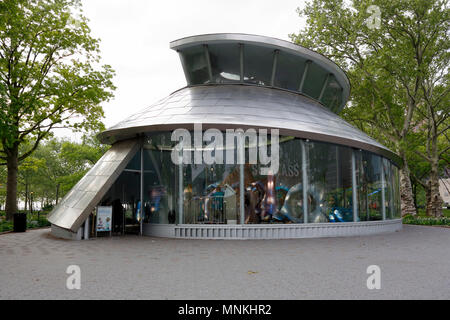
top-left (407, 90), bottom-right (449, 215)
top-left (291, 0), bottom-right (449, 216)
top-left (56, 134), bottom-right (108, 197)
top-left (30, 138), bottom-right (65, 206)
top-left (0, 0), bottom-right (115, 220)
top-left (17, 150), bottom-right (45, 211)
top-left (17, 134), bottom-right (108, 209)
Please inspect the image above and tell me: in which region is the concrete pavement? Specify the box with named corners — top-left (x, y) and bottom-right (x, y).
top-left (0, 225), bottom-right (449, 299)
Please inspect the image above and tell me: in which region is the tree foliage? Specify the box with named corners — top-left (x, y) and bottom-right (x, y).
top-left (0, 0), bottom-right (115, 219)
top-left (291, 0), bottom-right (449, 216)
top-left (0, 134), bottom-right (108, 211)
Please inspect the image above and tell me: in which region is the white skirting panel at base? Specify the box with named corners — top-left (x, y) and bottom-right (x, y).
top-left (143, 219), bottom-right (402, 240)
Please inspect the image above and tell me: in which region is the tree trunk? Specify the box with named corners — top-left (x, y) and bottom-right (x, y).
top-left (55, 183), bottom-right (60, 205)
top-left (399, 160), bottom-right (417, 216)
top-left (412, 181), bottom-right (417, 210)
top-left (24, 182), bottom-right (28, 211)
top-left (426, 160), bottom-right (443, 217)
top-left (425, 185), bottom-right (431, 216)
top-left (5, 146), bottom-right (19, 221)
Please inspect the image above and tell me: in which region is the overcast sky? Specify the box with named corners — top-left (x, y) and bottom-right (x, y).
top-left (62, 0), bottom-right (307, 140)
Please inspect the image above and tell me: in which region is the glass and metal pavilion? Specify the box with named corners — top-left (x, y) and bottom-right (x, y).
top-left (48, 34), bottom-right (402, 240)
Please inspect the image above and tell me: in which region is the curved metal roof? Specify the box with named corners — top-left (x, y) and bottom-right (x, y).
top-left (170, 33), bottom-right (351, 113)
top-left (98, 85), bottom-right (400, 165)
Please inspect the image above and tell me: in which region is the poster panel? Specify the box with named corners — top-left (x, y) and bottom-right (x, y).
top-left (96, 206), bottom-right (112, 232)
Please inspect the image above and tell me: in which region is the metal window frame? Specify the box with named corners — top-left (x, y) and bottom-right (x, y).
top-left (318, 73), bottom-right (331, 102)
top-left (270, 50), bottom-right (279, 87)
top-left (352, 149), bottom-right (359, 222)
top-left (298, 60), bottom-right (312, 93)
top-left (239, 43), bottom-right (244, 83)
top-left (203, 44), bottom-right (213, 82)
top-left (177, 51), bottom-right (191, 85)
top-left (381, 157), bottom-right (386, 221)
top-left (301, 140), bottom-right (309, 223)
top-left (140, 146), bottom-right (144, 235)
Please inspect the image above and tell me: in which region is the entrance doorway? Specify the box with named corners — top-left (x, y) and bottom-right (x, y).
top-left (100, 169), bottom-right (141, 235)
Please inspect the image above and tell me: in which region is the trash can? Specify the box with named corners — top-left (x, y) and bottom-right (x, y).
top-left (13, 213), bottom-right (27, 232)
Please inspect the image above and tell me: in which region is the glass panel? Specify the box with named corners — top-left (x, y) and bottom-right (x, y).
top-left (125, 149), bottom-right (141, 170)
top-left (356, 151), bottom-right (383, 221)
top-left (302, 63), bottom-right (329, 99)
top-left (307, 142), bottom-right (353, 222)
top-left (243, 44), bottom-right (274, 86)
top-left (184, 162), bottom-right (239, 224)
top-left (143, 133), bottom-right (178, 224)
top-left (98, 147), bottom-right (141, 234)
top-left (181, 46), bottom-right (210, 85)
top-left (274, 51), bottom-right (305, 91)
top-left (99, 170), bottom-right (141, 234)
top-left (246, 137), bottom-right (303, 224)
top-left (183, 132), bottom-right (239, 224)
top-left (208, 43), bottom-right (241, 84)
top-left (320, 75), bottom-right (342, 112)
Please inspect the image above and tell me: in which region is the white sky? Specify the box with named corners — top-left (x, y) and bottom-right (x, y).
top-left (60, 0), bottom-right (307, 140)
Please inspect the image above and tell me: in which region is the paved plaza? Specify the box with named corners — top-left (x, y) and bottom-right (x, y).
top-left (0, 225), bottom-right (449, 300)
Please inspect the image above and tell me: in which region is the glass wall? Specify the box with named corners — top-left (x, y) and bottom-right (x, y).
top-left (307, 142), bottom-right (353, 223)
top-left (356, 151), bottom-right (383, 221)
top-left (209, 43), bottom-right (241, 84)
top-left (99, 150), bottom-right (141, 234)
top-left (274, 51), bottom-right (305, 91)
top-left (182, 45), bottom-right (210, 84)
top-left (181, 130), bottom-right (239, 224)
top-left (242, 45), bottom-right (273, 86)
top-left (246, 137), bottom-right (303, 224)
top-left (183, 161), bottom-right (239, 224)
top-left (100, 132), bottom-right (401, 226)
top-left (178, 43), bottom-right (343, 111)
top-left (143, 133), bottom-right (179, 224)
top-left (320, 75), bottom-right (343, 113)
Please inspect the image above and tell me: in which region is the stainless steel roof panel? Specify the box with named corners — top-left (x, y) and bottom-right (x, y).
top-left (98, 85), bottom-right (399, 164)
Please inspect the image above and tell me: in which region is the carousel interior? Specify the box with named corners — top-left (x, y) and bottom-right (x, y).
top-left (98, 132), bottom-right (401, 233)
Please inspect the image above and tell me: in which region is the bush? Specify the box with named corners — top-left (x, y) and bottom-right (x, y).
top-left (0, 220), bottom-right (13, 232)
top-left (42, 203), bottom-right (54, 211)
top-left (403, 214), bottom-right (450, 226)
top-left (0, 212), bottom-right (50, 233)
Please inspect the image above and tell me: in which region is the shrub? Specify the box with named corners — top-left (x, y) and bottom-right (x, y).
top-left (403, 215), bottom-right (450, 226)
